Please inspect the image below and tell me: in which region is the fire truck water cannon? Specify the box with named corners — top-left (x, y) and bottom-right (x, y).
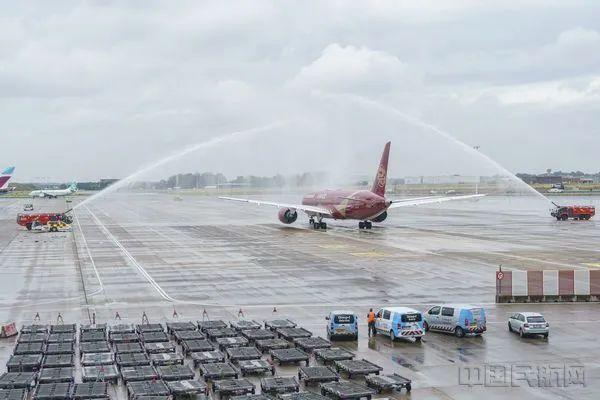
top-left (550, 203), bottom-right (595, 221)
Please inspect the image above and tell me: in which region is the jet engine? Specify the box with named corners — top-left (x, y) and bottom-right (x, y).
top-left (371, 211), bottom-right (387, 222)
top-left (278, 208), bottom-right (298, 224)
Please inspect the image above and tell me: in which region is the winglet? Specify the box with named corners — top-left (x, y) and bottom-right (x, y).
top-left (371, 142), bottom-right (390, 197)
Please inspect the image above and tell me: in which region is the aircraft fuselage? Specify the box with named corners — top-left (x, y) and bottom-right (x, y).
top-left (302, 189), bottom-right (390, 220)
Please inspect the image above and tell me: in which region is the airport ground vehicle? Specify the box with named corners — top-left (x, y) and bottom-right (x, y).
top-left (31, 220), bottom-right (44, 232)
top-left (423, 304), bottom-right (487, 338)
top-left (374, 307), bottom-right (424, 342)
top-left (17, 212), bottom-right (73, 230)
top-left (326, 311), bottom-right (358, 340)
top-left (508, 312), bottom-right (549, 338)
top-left (47, 220), bottom-right (71, 232)
top-left (23, 204), bottom-right (34, 211)
top-left (551, 205), bottom-right (595, 220)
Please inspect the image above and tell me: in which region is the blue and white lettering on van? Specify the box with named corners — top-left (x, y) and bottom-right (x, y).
top-left (326, 310), bottom-right (358, 340)
top-left (375, 307), bottom-right (424, 342)
top-left (424, 304), bottom-right (487, 338)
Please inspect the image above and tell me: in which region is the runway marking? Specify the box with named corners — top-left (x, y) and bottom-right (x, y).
top-left (73, 210), bottom-right (104, 296)
top-left (84, 205), bottom-right (175, 302)
top-left (318, 244), bottom-right (350, 249)
top-left (349, 251), bottom-right (390, 257)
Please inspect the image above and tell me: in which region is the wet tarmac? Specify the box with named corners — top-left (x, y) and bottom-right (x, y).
top-left (1, 193), bottom-right (599, 399)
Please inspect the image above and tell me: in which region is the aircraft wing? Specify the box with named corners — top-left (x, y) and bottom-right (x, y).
top-left (219, 196), bottom-right (333, 216)
top-left (389, 194), bottom-right (485, 209)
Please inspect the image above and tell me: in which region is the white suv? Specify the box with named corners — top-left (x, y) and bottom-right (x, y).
top-left (508, 312), bottom-right (549, 338)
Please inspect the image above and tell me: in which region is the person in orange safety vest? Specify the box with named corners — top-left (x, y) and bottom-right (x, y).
top-left (367, 308), bottom-right (376, 337)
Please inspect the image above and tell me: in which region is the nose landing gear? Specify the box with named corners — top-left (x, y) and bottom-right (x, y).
top-left (359, 221), bottom-right (372, 229)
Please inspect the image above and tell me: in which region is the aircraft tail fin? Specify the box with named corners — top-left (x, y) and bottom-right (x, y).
top-left (69, 182), bottom-right (78, 192)
top-left (371, 141), bottom-right (390, 197)
top-left (0, 166), bottom-right (14, 189)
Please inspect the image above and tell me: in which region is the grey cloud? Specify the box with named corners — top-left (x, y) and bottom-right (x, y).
top-left (2, 1), bottom-right (600, 181)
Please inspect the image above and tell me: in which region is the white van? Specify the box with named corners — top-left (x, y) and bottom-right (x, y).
top-left (374, 307), bottom-right (425, 342)
top-left (423, 304), bottom-right (487, 338)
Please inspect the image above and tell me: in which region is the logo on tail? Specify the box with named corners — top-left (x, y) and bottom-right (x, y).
top-left (1, 166), bottom-right (15, 175)
top-left (371, 142), bottom-right (390, 197)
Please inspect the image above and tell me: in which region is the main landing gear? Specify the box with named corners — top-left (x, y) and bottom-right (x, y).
top-left (309, 218), bottom-right (327, 230)
top-left (359, 221), bottom-right (372, 229)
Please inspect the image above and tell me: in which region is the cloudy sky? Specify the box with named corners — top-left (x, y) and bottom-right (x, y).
top-left (2, 1), bottom-right (600, 182)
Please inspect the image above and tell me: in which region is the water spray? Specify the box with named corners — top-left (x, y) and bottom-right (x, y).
top-left (72, 120), bottom-right (289, 210)
top-left (317, 91), bottom-right (554, 205)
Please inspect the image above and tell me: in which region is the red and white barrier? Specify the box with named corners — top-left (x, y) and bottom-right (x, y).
top-left (496, 269), bottom-right (600, 302)
top-left (0, 322), bottom-right (18, 338)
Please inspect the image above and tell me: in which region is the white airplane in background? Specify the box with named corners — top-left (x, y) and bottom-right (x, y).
top-left (30, 183), bottom-right (78, 198)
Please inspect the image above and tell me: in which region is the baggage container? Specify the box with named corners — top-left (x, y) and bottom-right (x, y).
top-left (81, 353), bottom-right (115, 367)
top-left (80, 342), bottom-right (110, 355)
top-left (32, 383), bottom-right (72, 400)
top-left (144, 342), bottom-right (176, 354)
top-left (116, 353), bottom-right (150, 368)
top-left (198, 362), bottom-right (238, 382)
top-left (197, 320), bottom-right (227, 333)
top-left (264, 320), bottom-right (296, 331)
top-left (45, 343), bottom-right (74, 356)
top-left (72, 382), bottom-right (108, 400)
top-left (156, 365), bottom-right (195, 382)
top-left (165, 380), bottom-right (207, 400)
top-left (333, 360), bottom-right (382, 379)
top-left (38, 368), bottom-right (74, 384)
top-left (269, 349), bottom-right (308, 365)
top-left (0, 373), bottom-right (37, 390)
top-left (190, 350), bottom-right (225, 367)
top-left (126, 380), bottom-right (169, 400)
top-left (0, 389), bottom-right (27, 400)
top-left (212, 379), bottom-right (255, 398)
top-left (120, 366), bottom-right (158, 383)
top-left (320, 382), bottom-right (375, 400)
top-left (297, 366), bottom-right (339, 385)
top-left (81, 365), bottom-right (119, 383)
top-left (6, 354), bottom-right (43, 372)
top-left (260, 377), bottom-right (299, 395)
top-left (42, 354), bottom-right (74, 369)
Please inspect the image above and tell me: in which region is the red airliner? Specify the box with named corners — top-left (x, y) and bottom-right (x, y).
top-left (220, 142), bottom-right (484, 229)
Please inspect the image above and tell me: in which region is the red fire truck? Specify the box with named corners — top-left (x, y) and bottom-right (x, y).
top-left (551, 205), bottom-right (595, 221)
top-left (17, 212), bottom-right (73, 230)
